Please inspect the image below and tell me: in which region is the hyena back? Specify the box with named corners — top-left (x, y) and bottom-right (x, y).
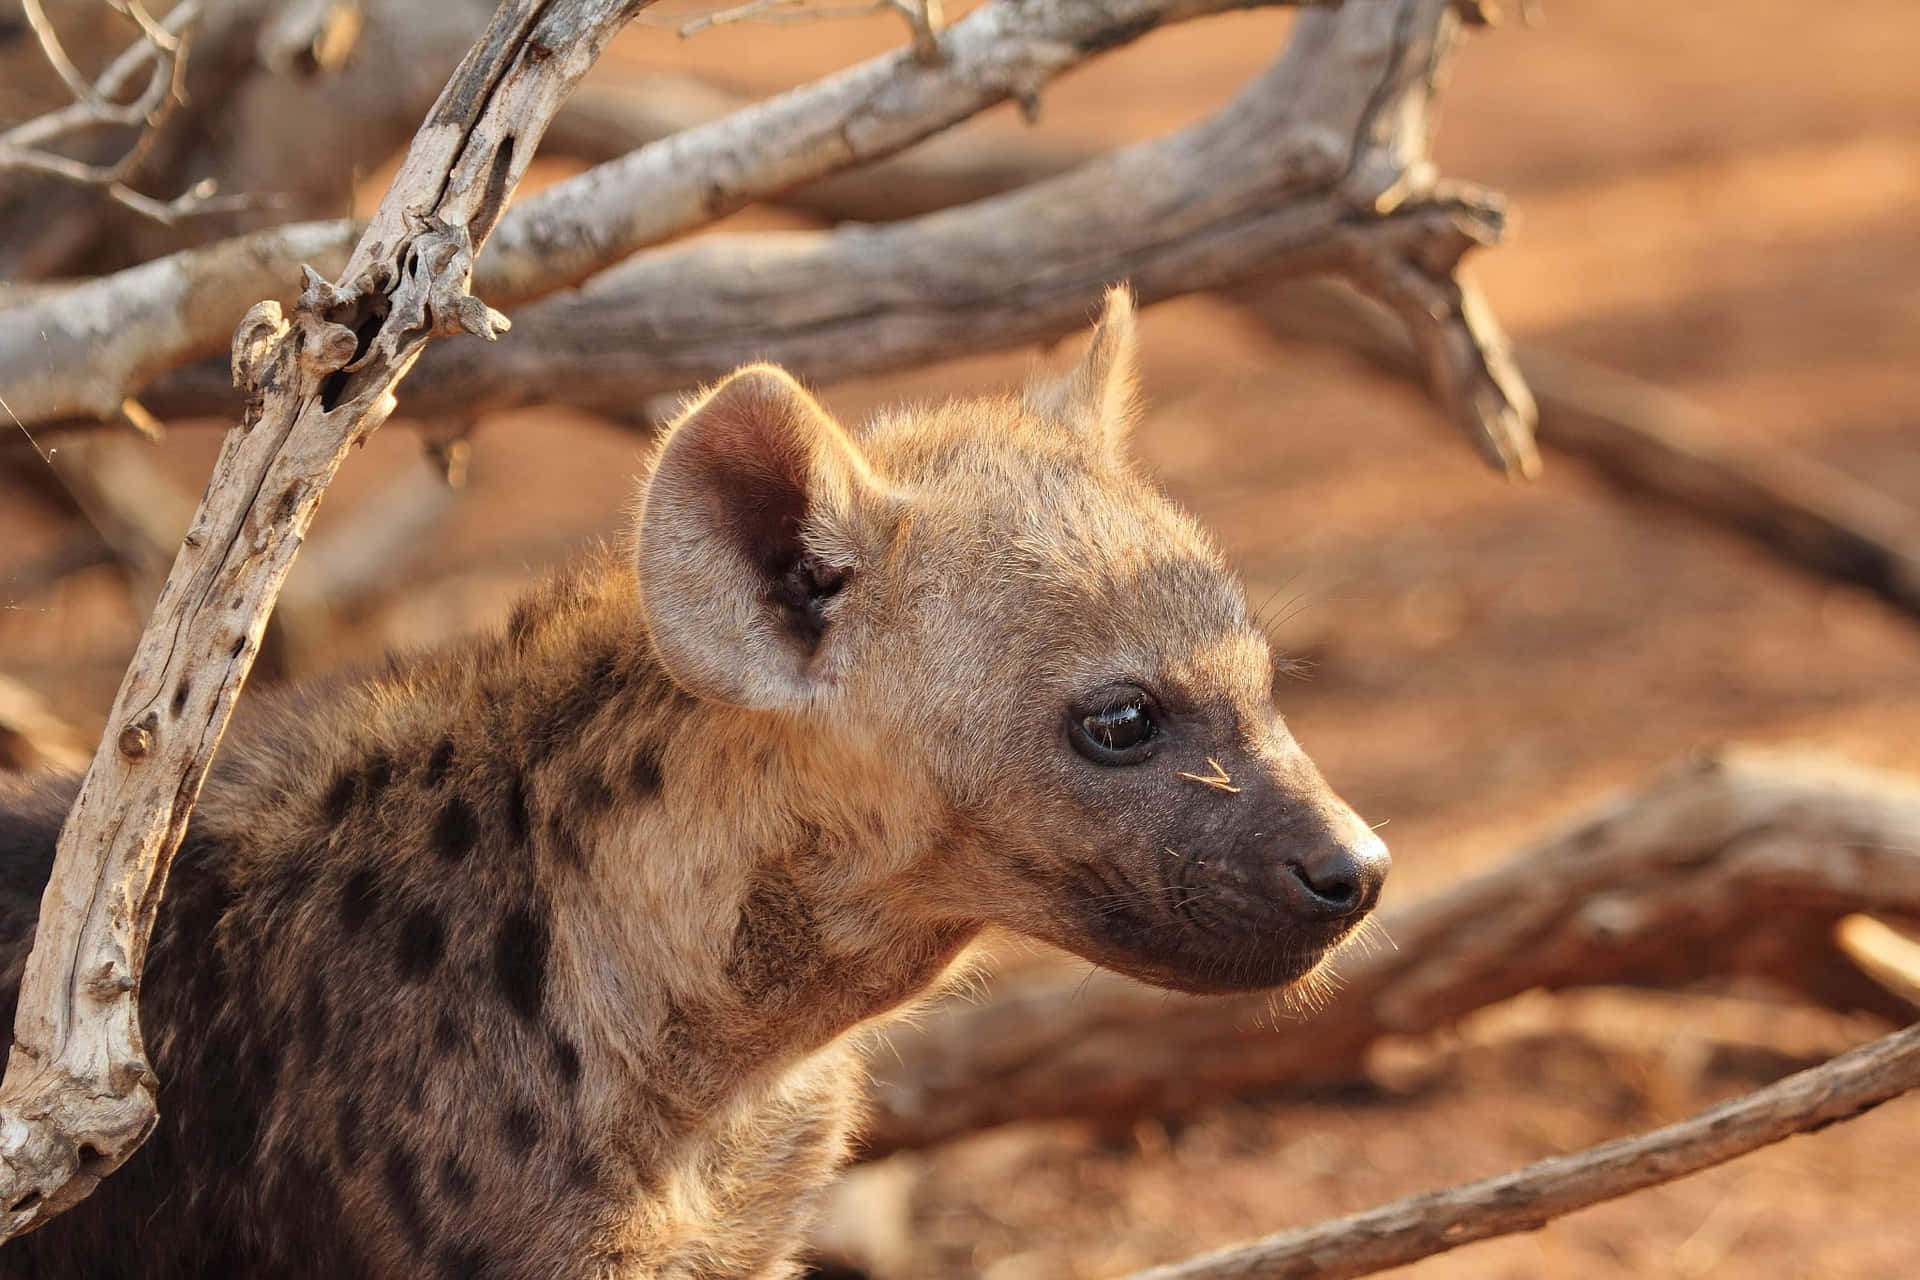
top-left (0, 289), bottom-right (1386, 1278)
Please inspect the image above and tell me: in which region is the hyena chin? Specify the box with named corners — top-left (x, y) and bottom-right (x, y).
top-left (0, 287), bottom-right (1385, 1278)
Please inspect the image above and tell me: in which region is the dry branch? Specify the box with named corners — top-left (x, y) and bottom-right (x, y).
top-left (111, 0), bottom-right (1540, 475)
top-left (1233, 278), bottom-right (1920, 620)
top-left (541, 73), bottom-right (1084, 223)
top-left (859, 750), bottom-right (1920, 1157)
top-left (0, 0), bottom-right (246, 227)
top-left (1122, 1017), bottom-right (1920, 1280)
top-left (0, 0), bottom-right (1314, 428)
top-left (0, 0), bottom-right (649, 1237)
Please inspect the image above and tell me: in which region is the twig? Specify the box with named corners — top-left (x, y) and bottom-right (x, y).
top-left (1123, 1018), bottom-right (1920, 1279)
top-left (0, 0), bottom-right (653, 1238)
top-left (1837, 916), bottom-right (1920, 1009)
top-left (662, 0), bottom-right (945, 60)
top-left (0, 0), bottom-right (245, 227)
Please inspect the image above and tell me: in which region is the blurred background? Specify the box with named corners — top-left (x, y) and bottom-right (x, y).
top-left (4, 1), bottom-right (1920, 1275)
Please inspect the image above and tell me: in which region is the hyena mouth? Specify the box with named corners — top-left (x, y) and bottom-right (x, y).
top-left (1067, 883), bottom-right (1374, 997)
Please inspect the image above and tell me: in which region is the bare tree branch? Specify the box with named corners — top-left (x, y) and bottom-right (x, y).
top-left (859, 750), bottom-right (1920, 1157)
top-left (1122, 1017), bottom-right (1920, 1280)
top-left (0, 0), bottom-right (651, 1237)
top-left (0, 0), bottom-right (256, 226)
top-left (0, 0), bottom-right (1320, 427)
top-left (38, 0), bottom-right (1538, 477)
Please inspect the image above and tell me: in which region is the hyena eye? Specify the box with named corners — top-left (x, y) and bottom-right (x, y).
top-left (1069, 695), bottom-right (1158, 765)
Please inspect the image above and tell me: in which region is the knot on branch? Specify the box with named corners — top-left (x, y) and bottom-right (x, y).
top-left (347, 218), bottom-right (509, 377)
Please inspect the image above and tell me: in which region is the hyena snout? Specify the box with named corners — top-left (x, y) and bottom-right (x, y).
top-left (1277, 823), bottom-right (1390, 922)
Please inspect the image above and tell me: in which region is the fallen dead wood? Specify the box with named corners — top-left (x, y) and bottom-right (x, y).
top-left (1232, 278), bottom-right (1920, 621)
top-left (1122, 1016), bottom-right (1920, 1280)
top-left (859, 749), bottom-right (1920, 1157)
top-left (124, 1), bottom-right (1540, 476)
top-left (0, 0), bottom-right (1316, 430)
top-left (0, 0), bottom-right (650, 1238)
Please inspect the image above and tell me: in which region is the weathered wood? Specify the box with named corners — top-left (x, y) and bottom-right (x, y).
top-left (0, 0), bottom-right (1308, 429)
top-left (126, 0), bottom-right (1540, 475)
top-left (0, 0), bottom-right (649, 1238)
top-left (860, 750), bottom-right (1920, 1156)
top-left (1123, 1017), bottom-right (1920, 1279)
top-left (542, 73), bottom-right (1084, 223)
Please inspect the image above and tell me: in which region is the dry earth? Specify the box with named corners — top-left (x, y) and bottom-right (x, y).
top-left (3, 1), bottom-right (1919, 1276)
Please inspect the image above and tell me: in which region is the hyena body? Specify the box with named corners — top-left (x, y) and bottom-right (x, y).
top-left (0, 291), bottom-right (1386, 1278)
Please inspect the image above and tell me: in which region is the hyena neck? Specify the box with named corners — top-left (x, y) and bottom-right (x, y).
top-left (507, 564), bottom-right (981, 1102)
top-left (204, 558), bottom-right (975, 1122)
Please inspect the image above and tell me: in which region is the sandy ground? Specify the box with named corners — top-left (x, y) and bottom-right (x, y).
top-left (4, 1), bottom-right (1920, 1275)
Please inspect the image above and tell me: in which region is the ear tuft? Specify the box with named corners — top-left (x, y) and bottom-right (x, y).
top-left (634, 365), bottom-right (882, 708)
top-left (1025, 285), bottom-right (1139, 450)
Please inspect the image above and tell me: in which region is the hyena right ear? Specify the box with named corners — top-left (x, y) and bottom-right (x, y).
top-left (635, 365), bottom-right (891, 708)
top-left (1024, 284), bottom-right (1140, 454)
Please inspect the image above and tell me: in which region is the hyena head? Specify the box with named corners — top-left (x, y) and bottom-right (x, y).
top-left (634, 287), bottom-right (1387, 997)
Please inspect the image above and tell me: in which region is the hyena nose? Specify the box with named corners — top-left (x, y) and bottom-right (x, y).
top-left (1282, 830), bottom-right (1390, 920)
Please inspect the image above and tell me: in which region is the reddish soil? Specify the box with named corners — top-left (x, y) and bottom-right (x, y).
top-left (4, 1), bottom-right (1920, 1276)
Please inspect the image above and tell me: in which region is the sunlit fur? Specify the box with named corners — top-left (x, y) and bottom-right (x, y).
top-left (0, 288), bottom-right (1384, 1278)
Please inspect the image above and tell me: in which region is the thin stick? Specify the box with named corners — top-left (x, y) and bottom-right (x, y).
top-left (1125, 1019), bottom-right (1920, 1279)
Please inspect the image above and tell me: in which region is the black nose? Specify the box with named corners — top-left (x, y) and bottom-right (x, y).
top-left (1283, 831), bottom-right (1389, 920)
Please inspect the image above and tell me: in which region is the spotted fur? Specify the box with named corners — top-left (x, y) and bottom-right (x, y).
top-left (0, 289), bottom-right (1386, 1277)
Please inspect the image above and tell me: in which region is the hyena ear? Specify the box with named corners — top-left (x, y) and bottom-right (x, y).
top-left (1024, 284), bottom-right (1139, 452)
top-left (635, 365), bottom-right (890, 708)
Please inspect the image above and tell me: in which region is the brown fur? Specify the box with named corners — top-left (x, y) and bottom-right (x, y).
top-left (0, 289), bottom-right (1385, 1278)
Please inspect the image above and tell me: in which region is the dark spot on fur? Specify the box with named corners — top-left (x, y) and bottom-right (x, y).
top-left (504, 775), bottom-right (532, 846)
top-left (397, 906), bottom-right (446, 980)
top-left (365, 752), bottom-right (394, 795)
top-left (565, 1150), bottom-right (600, 1191)
top-left (440, 1154), bottom-right (477, 1205)
top-left (434, 1013), bottom-right (464, 1056)
top-left (321, 771), bottom-right (359, 824)
top-left (493, 906), bottom-right (550, 1022)
top-left (579, 773), bottom-right (615, 815)
top-left (300, 979), bottom-right (330, 1063)
top-left (433, 796), bottom-right (478, 863)
top-left (438, 1243), bottom-right (492, 1279)
top-left (551, 1034), bottom-right (582, 1088)
top-left (629, 746), bottom-right (663, 798)
top-left (500, 1102), bottom-right (542, 1156)
top-left (339, 869), bottom-right (380, 934)
top-left (425, 737), bottom-right (455, 786)
top-left (544, 814), bottom-right (585, 870)
top-left (383, 1145), bottom-right (429, 1248)
top-left (726, 873), bottom-right (821, 1002)
top-left (336, 1097), bottom-right (364, 1164)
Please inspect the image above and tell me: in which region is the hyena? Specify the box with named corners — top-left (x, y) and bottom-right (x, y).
top-left (0, 289), bottom-right (1386, 1278)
